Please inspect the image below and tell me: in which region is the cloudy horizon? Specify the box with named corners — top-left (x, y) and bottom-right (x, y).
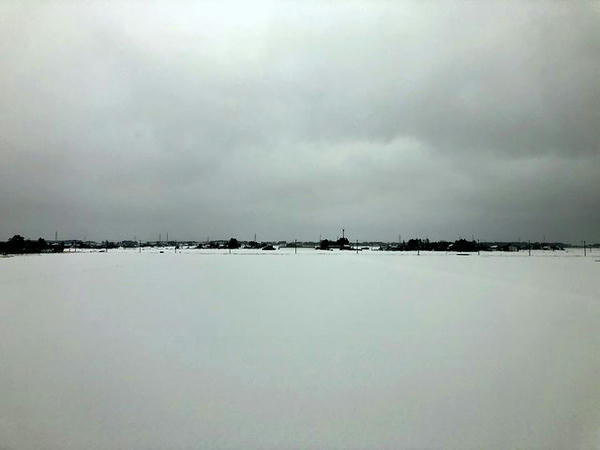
top-left (2, 1), bottom-right (599, 243)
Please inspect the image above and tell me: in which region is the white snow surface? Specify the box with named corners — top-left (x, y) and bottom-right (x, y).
top-left (1, 250), bottom-right (599, 449)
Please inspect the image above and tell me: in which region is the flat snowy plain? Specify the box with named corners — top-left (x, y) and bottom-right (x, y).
top-left (1, 248), bottom-right (599, 449)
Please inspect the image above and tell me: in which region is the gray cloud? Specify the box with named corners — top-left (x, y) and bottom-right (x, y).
top-left (1, 1), bottom-right (599, 242)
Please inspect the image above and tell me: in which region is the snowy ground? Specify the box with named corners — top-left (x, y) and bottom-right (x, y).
top-left (1, 250), bottom-right (599, 449)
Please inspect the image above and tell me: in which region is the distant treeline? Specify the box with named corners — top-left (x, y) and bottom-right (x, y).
top-left (0, 234), bottom-right (579, 254)
top-left (377, 238), bottom-right (565, 252)
top-left (0, 235), bottom-right (63, 254)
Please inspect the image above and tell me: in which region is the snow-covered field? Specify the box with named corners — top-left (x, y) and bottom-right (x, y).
top-left (1, 250), bottom-right (599, 449)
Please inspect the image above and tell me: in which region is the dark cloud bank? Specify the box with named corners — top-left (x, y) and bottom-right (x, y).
top-left (1, 2), bottom-right (599, 242)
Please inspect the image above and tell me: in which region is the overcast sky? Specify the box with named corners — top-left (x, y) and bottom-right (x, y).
top-left (1, 1), bottom-right (599, 243)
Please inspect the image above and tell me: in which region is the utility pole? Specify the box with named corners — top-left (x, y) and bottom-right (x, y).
top-left (528, 240), bottom-right (531, 256)
top-left (583, 240), bottom-right (586, 257)
top-left (342, 228), bottom-right (345, 240)
top-left (356, 240), bottom-right (359, 254)
top-left (477, 239), bottom-right (480, 255)
top-left (139, 240), bottom-right (142, 253)
top-left (294, 239), bottom-right (297, 254)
